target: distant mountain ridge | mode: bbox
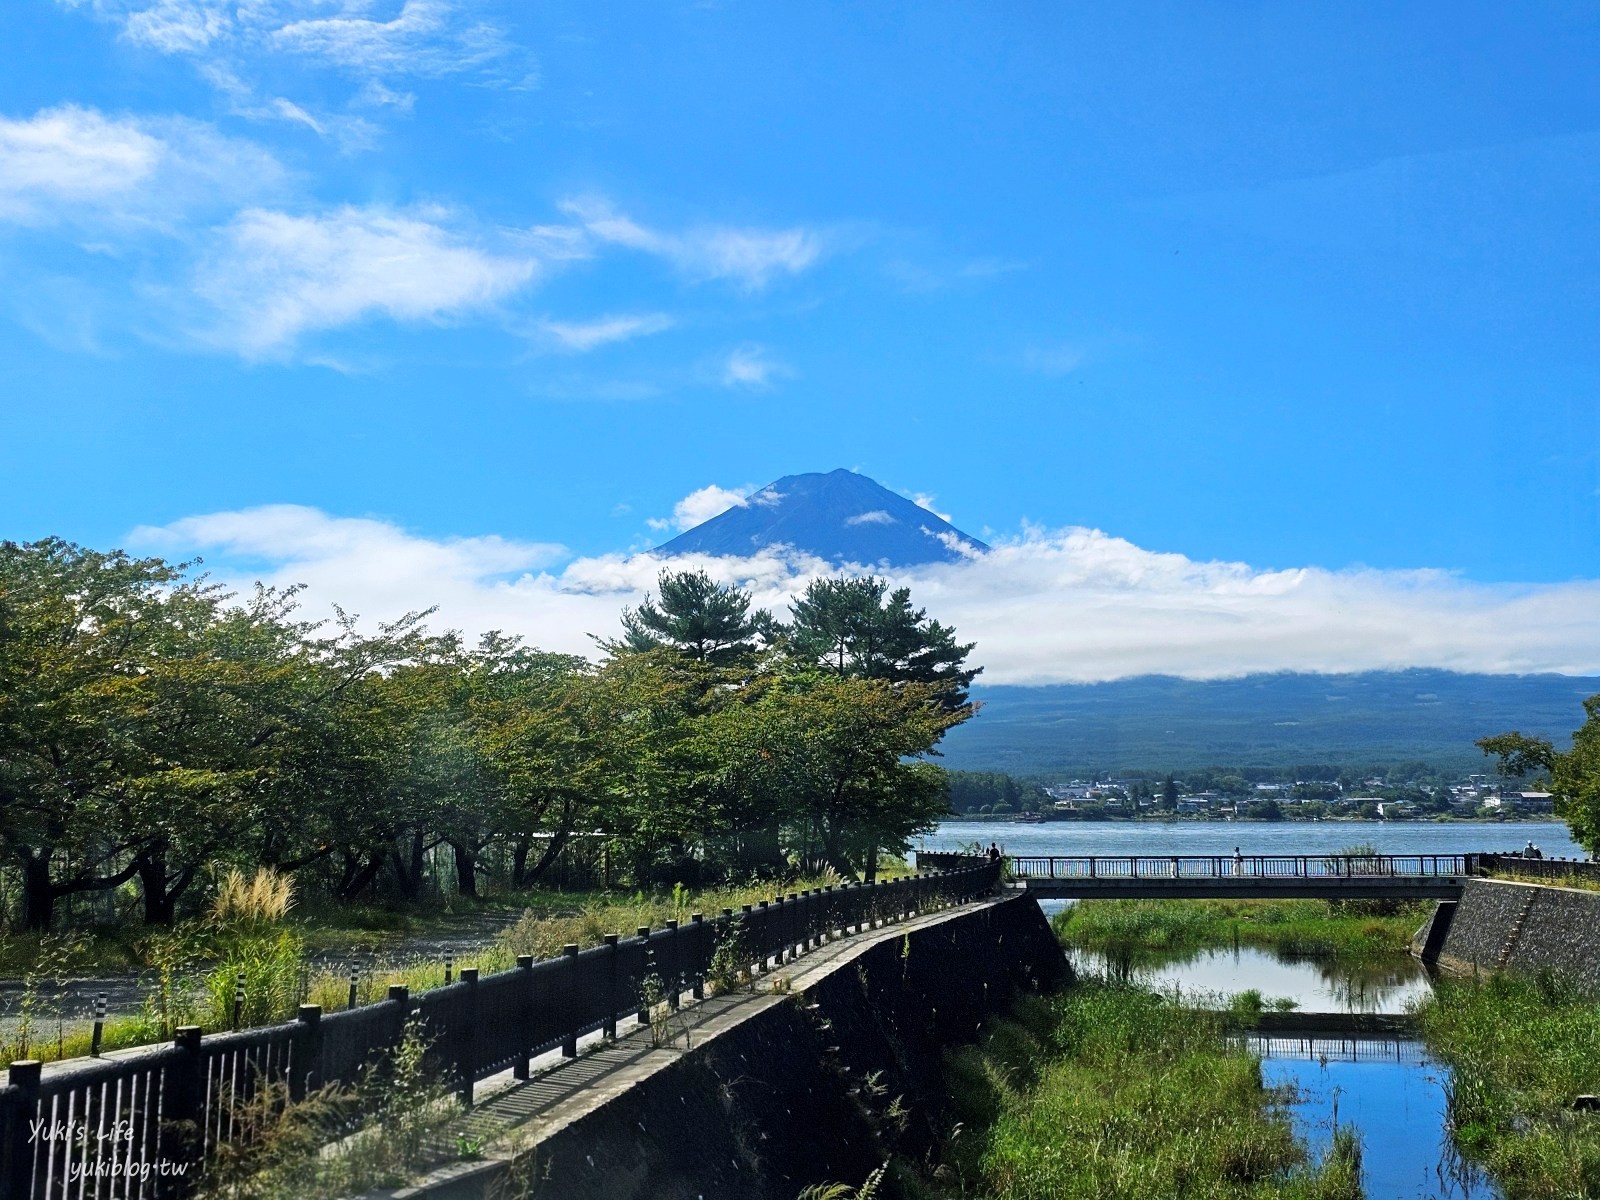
[937,669,1600,775]
[655,469,989,566]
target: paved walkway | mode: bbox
[381,893,1010,1198]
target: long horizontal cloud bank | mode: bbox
[131,506,1600,684]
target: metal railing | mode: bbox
[0,861,998,1198]
[1007,853,1474,881]
[1477,852,1600,884]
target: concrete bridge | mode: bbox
[1005,853,1471,900]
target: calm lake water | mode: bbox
[916,817,1583,860]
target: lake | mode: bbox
[916,817,1582,860]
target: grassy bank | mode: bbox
[929,983,1361,1200]
[1,876,834,1067]
[1053,897,1431,965]
[1416,973,1600,1198]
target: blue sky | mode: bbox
[3,3,1599,680]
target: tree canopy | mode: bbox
[0,547,980,928]
[1478,694,1600,852]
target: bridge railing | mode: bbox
[1007,853,1472,881]
[0,860,999,1199]
[1476,852,1600,884]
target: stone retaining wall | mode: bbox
[1420,877,1600,990]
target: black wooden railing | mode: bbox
[0,861,998,1198]
[1007,853,1474,880]
[1477,852,1600,883]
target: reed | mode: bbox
[938,981,1362,1200]
[1416,972,1600,1197]
[1055,897,1430,965]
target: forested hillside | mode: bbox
[939,670,1599,775]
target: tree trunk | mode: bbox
[511,837,531,889]
[864,843,880,883]
[22,853,55,931]
[520,829,572,887]
[391,828,427,902]
[336,849,384,901]
[450,839,478,899]
[135,846,196,925]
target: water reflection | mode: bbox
[1070,944,1433,1014]
[1262,1043,1499,1199]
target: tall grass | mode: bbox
[938,983,1362,1200]
[1055,897,1429,965]
[1416,972,1600,1198]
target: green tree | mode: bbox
[786,576,979,712]
[1478,695,1600,852]
[608,569,769,668]
[1160,774,1179,811]
[0,539,262,928]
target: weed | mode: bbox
[1416,972,1600,1196]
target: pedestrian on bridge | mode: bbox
[1233,846,1243,876]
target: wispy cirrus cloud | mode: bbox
[562,197,826,291]
[0,104,285,226]
[60,0,535,128]
[193,204,539,356]
[132,504,1600,685]
[720,343,789,388]
[535,312,674,353]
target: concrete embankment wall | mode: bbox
[1417,878,1600,990]
[410,893,1065,1200]
[529,895,1063,1200]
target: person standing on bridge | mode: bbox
[1233,846,1243,876]
[987,842,1001,864]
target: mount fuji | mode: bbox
[654,469,988,566]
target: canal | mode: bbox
[915,820,1564,1199]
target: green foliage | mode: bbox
[938,983,1362,1200]
[1417,973,1600,1198]
[196,1017,465,1198]
[786,575,980,712]
[1054,897,1430,965]
[1478,692,1600,852]
[609,568,771,667]
[0,535,979,930]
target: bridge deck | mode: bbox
[1009,853,1468,900]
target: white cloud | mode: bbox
[648,484,754,533]
[269,0,510,79]
[912,492,952,522]
[121,0,231,53]
[62,1,533,120]
[721,343,787,389]
[846,510,896,526]
[536,312,673,353]
[193,204,539,355]
[135,507,1600,686]
[0,105,281,225]
[562,197,825,290]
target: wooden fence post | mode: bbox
[292,1005,323,1101]
[691,915,705,1000]
[514,956,534,1080]
[663,921,680,1010]
[2,1059,41,1200]
[603,936,620,1038]
[458,969,480,1108]
[161,1026,205,1184]
[561,946,579,1056]
[636,927,652,1026]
